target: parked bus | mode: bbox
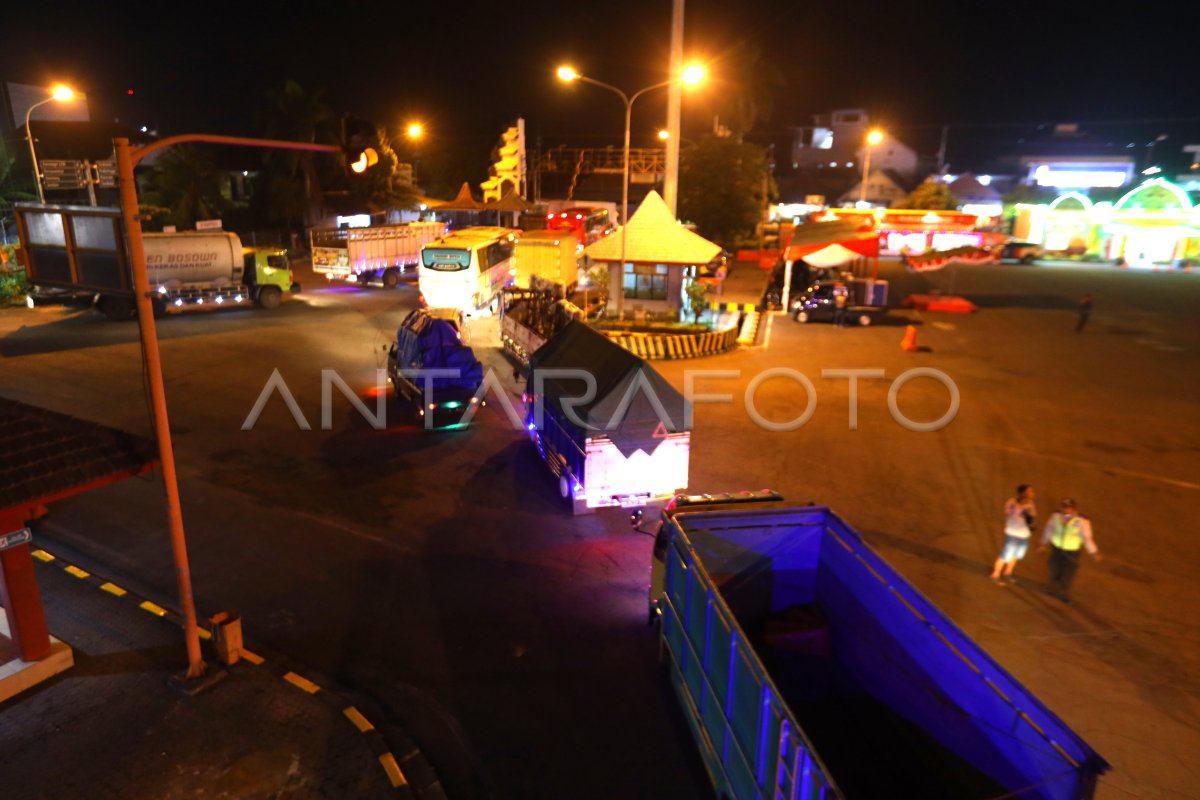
[546,207,611,250]
[419,227,519,314]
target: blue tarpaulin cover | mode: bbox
[395,310,483,390]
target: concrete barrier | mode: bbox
[605,324,740,360]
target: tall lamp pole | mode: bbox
[556,65,704,320]
[859,129,884,208]
[25,84,76,203]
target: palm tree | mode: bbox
[142,145,226,227]
[260,81,338,227]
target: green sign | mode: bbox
[0,528,32,552]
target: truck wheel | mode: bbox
[858,313,873,327]
[382,268,400,288]
[1020,254,1036,265]
[256,285,283,309]
[98,295,134,321]
[795,310,810,323]
[559,474,576,502]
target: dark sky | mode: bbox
[6,1,1199,172]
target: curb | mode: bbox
[30,545,442,799]
[606,325,739,359]
[736,310,761,346]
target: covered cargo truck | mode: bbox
[651,494,1109,800]
[525,321,689,513]
[387,309,484,429]
[95,232,295,320]
[512,229,578,295]
[311,220,446,287]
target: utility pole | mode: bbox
[662,0,685,216]
[937,125,949,174]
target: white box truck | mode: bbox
[310,220,446,287]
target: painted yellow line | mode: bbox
[64,565,90,579]
[139,600,167,617]
[283,671,320,694]
[99,582,127,597]
[378,753,408,788]
[343,706,375,733]
[240,649,265,665]
[32,549,55,562]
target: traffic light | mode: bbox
[343,115,379,175]
[481,118,525,202]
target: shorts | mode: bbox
[999,535,1030,562]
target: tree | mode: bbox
[679,135,775,248]
[899,177,961,210]
[347,124,419,213]
[705,40,785,141]
[142,145,226,227]
[685,280,711,324]
[259,81,338,226]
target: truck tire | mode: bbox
[382,268,400,288]
[256,285,283,309]
[98,295,134,321]
[795,310,810,323]
[858,313,873,327]
[559,474,571,500]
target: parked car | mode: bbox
[999,240,1042,264]
[789,280,887,326]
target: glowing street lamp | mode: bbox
[406,122,424,140]
[859,128,884,207]
[25,83,76,203]
[556,63,706,319]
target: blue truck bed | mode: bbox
[652,498,1108,800]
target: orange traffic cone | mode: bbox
[900,325,918,351]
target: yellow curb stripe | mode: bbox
[240,648,265,665]
[378,752,408,787]
[198,628,212,641]
[99,582,127,597]
[343,706,375,733]
[283,671,321,694]
[32,549,55,562]
[139,600,167,616]
[64,565,90,579]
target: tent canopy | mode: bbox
[784,219,878,261]
[431,182,484,211]
[484,189,534,212]
[529,321,689,456]
[801,242,873,268]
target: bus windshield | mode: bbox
[422,248,472,271]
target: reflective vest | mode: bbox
[1050,515,1085,551]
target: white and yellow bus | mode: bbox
[418,227,519,314]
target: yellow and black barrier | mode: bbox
[606,325,740,360]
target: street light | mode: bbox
[405,122,424,184]
[25,84,75,203]
[556,63,705,319]
[859,128,884,208]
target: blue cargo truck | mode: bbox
[650,493,1108,800]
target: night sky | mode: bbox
[6,1,1200,175]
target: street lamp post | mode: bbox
[556,65,704,320]
[859,129,884,207]
[405,122,424,185]
[25,84,75,203]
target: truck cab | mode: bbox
[242,246,298,307]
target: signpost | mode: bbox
[0,528,33,552]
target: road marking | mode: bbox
[987,443,1200,491]
[283,671,321,694]
[99,582,127,597]
[64,565,89,579]
[240,648,265,665]
[378,753,408,787]
[32,549,55,562]
[139,600,167,616]
[760,310,777,349]
[343,706,375,732]
[931,321,956,331]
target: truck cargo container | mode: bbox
[525,321,689,513]
[93,232,296,320]
[512,230,579,295]
[651,494,1108,800]
[311,220,446,287]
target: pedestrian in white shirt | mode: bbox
[991,485,1037,585]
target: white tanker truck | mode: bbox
[92,231,298,320]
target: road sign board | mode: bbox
[15,203,133,296]
[40,159,85,190]
[195,219,223,231]
[94,160,118,188]
[0,528,32,552]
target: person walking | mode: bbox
[1075,293,1093,332]
[1039,499,1102,602]
[833,282,849,327]
[990,484,1037,585]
